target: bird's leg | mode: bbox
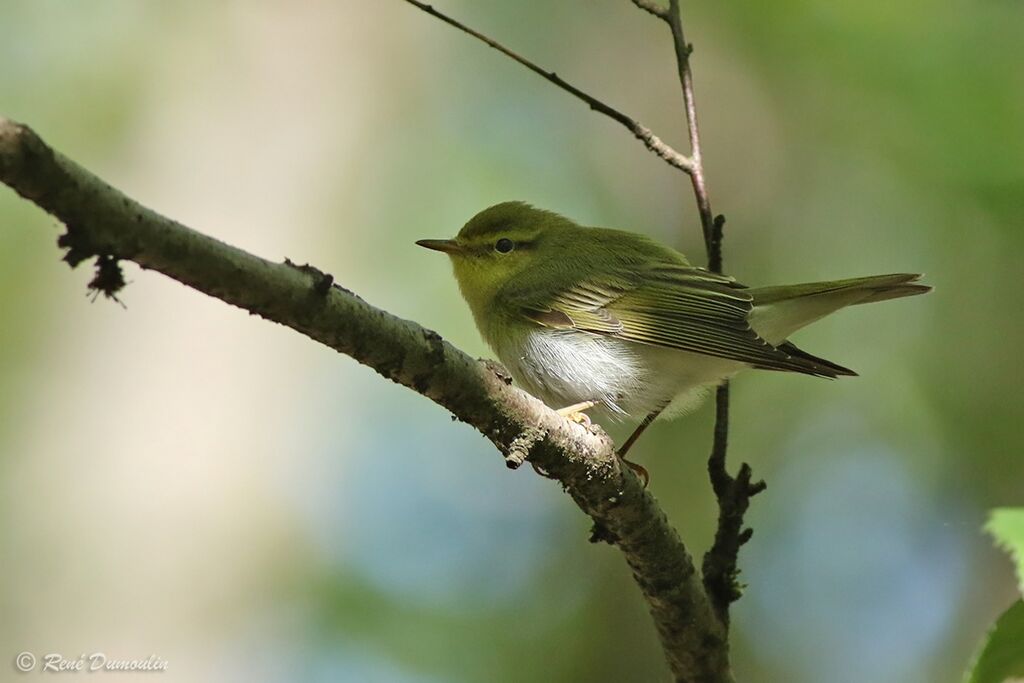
[617,404,668,488]
[556,400,598,426]
[618,409,659,458]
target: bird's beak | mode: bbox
[415,239,463,254]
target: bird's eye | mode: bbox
[494,238,515,254]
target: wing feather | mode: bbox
[516,262,847,377]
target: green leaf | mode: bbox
[964,599,1024,683]
[987,508,1024,594]
[963,509,1024,683]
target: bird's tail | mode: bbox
[748,273,931,345]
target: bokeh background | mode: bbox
[2,1,1022,681]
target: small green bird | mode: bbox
[418,202,929,470]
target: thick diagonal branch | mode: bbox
[0,118,732,683]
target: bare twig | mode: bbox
[401,0,694,175]
[0,117,733,683]
[635,0,763,628]
[663,0,717,250]
[700,383,765,627]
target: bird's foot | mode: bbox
[556,400,597,426]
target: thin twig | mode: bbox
[401,0,694,175]
[664,0,715,252]
[633,0,763,628]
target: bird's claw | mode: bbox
[556,400,597,427]
[567,411,591,426]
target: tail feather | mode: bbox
[752,273,930,305]
[748,273,931,346]
[857,282,932,304]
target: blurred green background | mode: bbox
[2,1,1022,681]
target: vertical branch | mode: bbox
[664,0,717,254]
[401,3,744,677]
[407,0,764,660]
[638,0,764,628]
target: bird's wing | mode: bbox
[514,263,848,377]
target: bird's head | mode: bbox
[416,201,575,313]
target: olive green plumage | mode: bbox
[418,202,929,420]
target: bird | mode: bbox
[417,201,930,479]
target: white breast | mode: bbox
[493,328,746,420]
